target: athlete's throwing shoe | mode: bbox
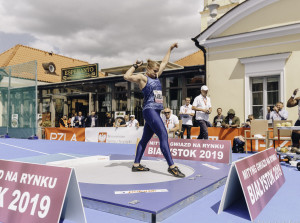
[168,166,185,178]
[132,164,150,172]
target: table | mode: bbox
[277,126,300,144]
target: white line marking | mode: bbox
[115,189,168,195]
[202,163,220,170]
[0,142,79,158]
[0,142,49,155]
[58,153,79,158]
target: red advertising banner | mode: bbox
[219,148,285,221]
[144,138,232,164]
[0,159,72,223]
[45,127,85,141]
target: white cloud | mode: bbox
[0,0,203,67]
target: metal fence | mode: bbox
[0,61,37,138]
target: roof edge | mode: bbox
[194,0,279,43]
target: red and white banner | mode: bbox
[0,159,85,223]
[218,148,285,221]
[144,138,232,164]
[85,127,144,144]
[44,127,291,150]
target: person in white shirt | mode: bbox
[179,97,195,139]
[127,115,139,128]
[71,112,77,128]
[266,102,288,121]
[162,108,179,138]
[192,85,212,139]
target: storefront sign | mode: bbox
[0,159,86,223]
[45,128,85,141]
[61,64,98,82]
[144,138,232,164]
[85,127,144,144]
[218,148,285,221]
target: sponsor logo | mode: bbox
[98,132,107,143]
[49,132,77,141]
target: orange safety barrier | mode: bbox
[45,127,85,142]
[184,127,291,152]
[187,127,239,141]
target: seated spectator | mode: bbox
[266,102,288,121]
[127,115,139,128]
[231,114,254,153]
[241,114,254,128]
[114,117,125,127]
[232,135,245,153]
[59,115,69,128]
[161,108,180,138]
[120,115,129,127]
[86,111,99,127]
[74,111,85,128]
[105,112,115,127]
[213,108,224,127]
[222,109,240,128]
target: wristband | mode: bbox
[133,64,138,69]
[292,95,296,98]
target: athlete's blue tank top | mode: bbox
[142,76,164,111]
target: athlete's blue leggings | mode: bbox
[134,109,174,166]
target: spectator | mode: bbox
[127,115,139,128]
[120,115,129,127]
[179,97,195,139]
[266,102,288,121]
[242,114,254,128]
[114,117,125,127]
[59,115,68,128]
[74,111,85,128]
[231,114,254,153]
[222,109,240,128]
[124,115,129,123]
[213,108,224,127]
[86,111,99,127]
[105,113,115,127]
[161,108,180,138]
[67,114,72,127]
[232,135,245,153]
[287,88,300,149]
[70,112,77,128]
[192,85,212,139]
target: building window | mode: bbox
[115,82,128,111]
[240,53,290,120]
[98,84,111,112]
[251,76,279,119]
[166,77,182,115]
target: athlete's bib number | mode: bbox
[153,90,163,104]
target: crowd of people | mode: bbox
[59,111,139,128]
[59,86,299,149]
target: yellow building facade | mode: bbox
[194,0,300,123]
